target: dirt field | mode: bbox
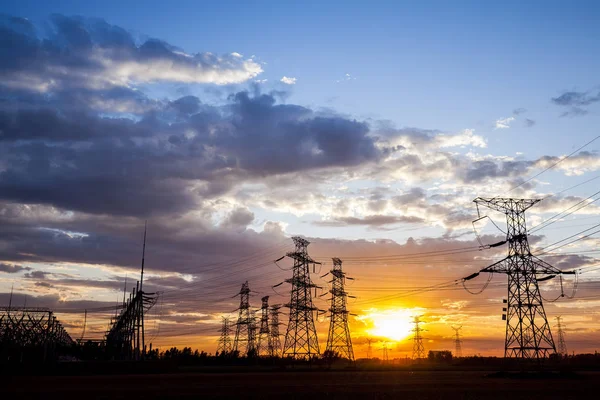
[5,370,598,399]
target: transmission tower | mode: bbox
[282,236,320,359]
[452,326,463,358]
[233,281,255,356]
[555,316,568,356]
[412,316,425,360]
[382,342,389,362]
[217,317,233,355]
[325,258,355,361]
[257,296,272,356]
[469,198,575,359]
[366,338,373,359]
[269,305,282,357]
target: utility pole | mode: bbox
[257,296,272,356]
[555,316,568,356]
[217,317,233,355]
[234,281,255,356]
[325,258,355,361]
[452,326,463,358]
[269,305,282,357]
[412,316,425,360]
[366,338,373,359]
[468,198,575,359]
[282,237,320,359]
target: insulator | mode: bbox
[537,274,556,282]
[463,272,480,281]
[274,256,285,262]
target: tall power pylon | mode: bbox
[470,198,575,359]
[555,316,568,356]
[412,316,425,360]
[217,317,233,355]
[366,338,373,359]
[234,281,255,356]
[282,236,321,359]
[269,305,282,357]
[382,342,389,362]
[257,296,272,356]
[452,326,463,358]
[325,258,355,361]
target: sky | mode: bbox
[1,0,600,358]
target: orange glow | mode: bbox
[359,308,416,342]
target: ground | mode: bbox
[4,370,597,399]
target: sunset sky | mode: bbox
[1,1,600,358]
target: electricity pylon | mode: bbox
[555,316,568,356]
[234,281,255,356]
[366,338,373,359]
[382,342,389,362]
[452,326,463,358]
[282,237,320,359]
[470,198,575,359]
[269,305,282,357]
[412,316,425,360]
[257,296,272,356]
[217,317,232,355]
[325,258,355,361]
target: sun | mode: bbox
[362,309,415,342]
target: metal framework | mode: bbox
[105,282,156,360]
[269,305,282,357]
[452,326,463,358]
[217,317,233,355]
[366,338,373,359]
[257,296,272,356]
[412,316,425,360]
[233,281,256,356]
[282,236,321,359]
[325,258,354,361]
[382,342,389,362]
[555,316,568,356]
[0,307,74,362]
[473,198,574,359]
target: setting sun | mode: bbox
[360,309,416,342]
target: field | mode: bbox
[5,370,598,399]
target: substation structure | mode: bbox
[0,306,74,363]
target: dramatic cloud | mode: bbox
[494,116,515,129]
[0,15,262,92]
[280,76,297,85]
[0,263,30,273]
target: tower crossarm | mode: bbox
[286,251,320,265]
[479,257,511,274]
[474,197,541,215]
[531,256,574,275]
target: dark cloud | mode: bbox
[24,270,50,279]
[524,118,536,127]
[513,108,527,115]
[0,262,30,273]
[0,14,261,91]
[552,90,600,117]
[461,159,532,183]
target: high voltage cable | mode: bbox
[505,134,600,195]
[530,189,600,233]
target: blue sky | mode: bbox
[1,1,600,355]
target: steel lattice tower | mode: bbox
[452,326,463,358]
[474,198,575,359]
[283,236,320,359]
[233,281,255,356]
[555,316,568,356]
[412,316,425,360]
[382,342,389,362]
[257,296,272,356]
[269,305,282,357]
[325,257,354,361]
[217,317,232,355]
[366,338,373,359]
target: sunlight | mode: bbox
[360,308,415,342]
